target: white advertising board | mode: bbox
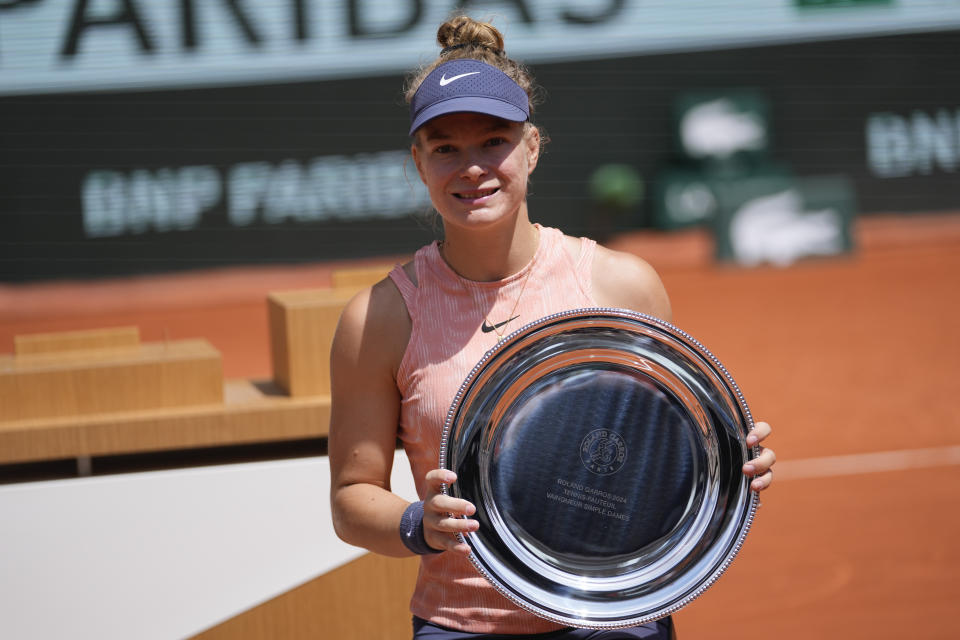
[2,0,960,95]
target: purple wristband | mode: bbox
[400,501,444,555]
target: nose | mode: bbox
[460,151,487,181]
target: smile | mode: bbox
[453,188,499,200]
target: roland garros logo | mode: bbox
[579,429,627,475]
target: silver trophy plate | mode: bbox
[441,308,759,629]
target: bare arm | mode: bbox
[328,279,411,556]
[329,276,479,556]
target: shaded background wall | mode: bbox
[2,0,959,281]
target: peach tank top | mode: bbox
[388,225,597,634]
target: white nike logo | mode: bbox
[439,71,480,86]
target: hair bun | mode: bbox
[436,15,505,53]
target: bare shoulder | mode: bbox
[333,266,412,381]
[590,244,672,322]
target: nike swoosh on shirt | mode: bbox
[481,315,520,333]
[439,71,481,86]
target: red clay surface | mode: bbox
[2,213,959,639]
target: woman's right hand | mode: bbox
[422,469,479,555]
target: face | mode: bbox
[411,112,540,232]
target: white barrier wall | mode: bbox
[0,452,418,640]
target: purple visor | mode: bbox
[409,59,530,135]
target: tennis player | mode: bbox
[329,15,776,639]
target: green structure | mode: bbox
[652,89,856,265]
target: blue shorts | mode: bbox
[412,616,675,639]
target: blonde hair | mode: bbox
[404,15,544,121]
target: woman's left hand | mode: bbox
[743,421,776,492]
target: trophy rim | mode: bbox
[440,307,760,629]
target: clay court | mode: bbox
[1,212,958,638]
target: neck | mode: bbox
[439,216,539,282]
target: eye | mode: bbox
[433,144,455,154]
[485,137,508,147]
